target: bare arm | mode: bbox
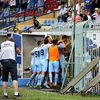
[36,23,41,29]
[61,49,71,54]
[95,0,98,4]
[16,48,21,55]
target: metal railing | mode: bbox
[0,0,61,29]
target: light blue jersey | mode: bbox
[59,43,66,68]
[33,47,40,65]
[30,56,35,72]
[33,47,41,72]
[39,44,51,72]
[40,44,51,60]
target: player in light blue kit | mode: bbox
[27,41,41,88]
[39,38,51,88]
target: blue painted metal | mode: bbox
[51,20,55,24]
[0,78,30,87]
[47,20,51,26]
[19,25,35,34]
[43,20,47,25]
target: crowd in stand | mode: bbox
[57,0,100,23]
[0,0,57,12]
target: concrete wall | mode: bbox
[22,34,44,78]
[0,35,7,45]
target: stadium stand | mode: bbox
[0,0,100,96]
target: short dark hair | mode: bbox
[7,34,11,37]
[44,36,50,43]
[62,35,67,40]
[52,39,58,45]
[37,41,41,46]
[44,38,48,44]
[33,16,36,19]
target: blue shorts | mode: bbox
[33,64,41,73]
[31,64,35,72]
[49,61,59,72]
[40,60,48,72]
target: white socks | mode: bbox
[14,92,18,96]
[4,93,8,96]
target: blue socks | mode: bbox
[54,73,58,85]
[28,74,35,85]
[40,74,45,85]
[49,73,52,82]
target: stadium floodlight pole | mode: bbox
[72,0,76,78]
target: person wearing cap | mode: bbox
[33,16,41,29]
[92,8,98,18]
[0,35,21,99]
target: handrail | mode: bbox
[19,25,35,34]
[0,0,69,29]
[0,0,60,29]
[4,25,15,31]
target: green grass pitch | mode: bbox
[0,86,100,100]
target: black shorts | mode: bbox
[10,6,16,10]
[1,60,17,82]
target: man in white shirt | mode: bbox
[0,35,21,99]
[76,0,81,15]
[9,0,16,14]
[57,4,67,22]
[95,8,100,21]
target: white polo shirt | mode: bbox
[1,40,15,60]
[9,0,16,6]
[59,7,67,15]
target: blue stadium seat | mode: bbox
[24,26,27,30]
[47,20,51,26]
[51,20,54,24]
[43,20,47,25]
[55,19,58,24]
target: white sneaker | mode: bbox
[43,82,50,89]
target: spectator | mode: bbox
[95,8,100,21]
[76,0,81,14]
[67,11,72,22]
[0,36,21,99]
[84,0,95,14]
[68,2,73,12]
[33,16,41,29]
[85,8,91,20]
[27,0,35,8]
[0,0,4,8]
[1,0,9,8]
[80,8,88,21]
[91,0,96,14]
[9,0,16,15]
[71,9,81,23]
[95,0,100,8]
[37,0,44,15]
[21,0,28,11]
[57,4,67,22]
[92,8,98,18]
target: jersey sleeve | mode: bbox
[57,45,62,50]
